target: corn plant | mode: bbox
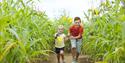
[82,0,125,63]
[0,0,55,63]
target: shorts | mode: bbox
[55,47,64,54]
[70,38,82,53]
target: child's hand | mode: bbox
[70,36,75,39]
[64,36,69,42]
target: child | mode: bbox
[68,17,83,63]
[54,25,67,63]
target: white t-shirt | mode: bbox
[55,33,66,48]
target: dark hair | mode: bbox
[74,17,81,22]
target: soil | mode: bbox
[32,53,94,63]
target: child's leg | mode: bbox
[60,50,64,61]
[70,39,77,60]
[57,53,60,63]
[76,39,82,61]
[55,48,61,63]
[60,47,65,63]
[71,47,77,60]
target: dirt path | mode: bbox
[48,53,93,63]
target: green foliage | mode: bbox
[0,0,55,63]
[82,0,125,63]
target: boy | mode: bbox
[54,25,67,63]
[68,17,84,63]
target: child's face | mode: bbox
[74,20,80,26]
[58,28,64,33]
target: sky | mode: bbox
[34,0,102,19]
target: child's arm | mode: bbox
[64,36,69,42]
[64,29,70,42]
[67,30,71,38]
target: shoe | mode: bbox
[57,61,60,63]
[61,60,66,63]
[61,61,66,63]
[75,60,78,63]
[71,59,76,63]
